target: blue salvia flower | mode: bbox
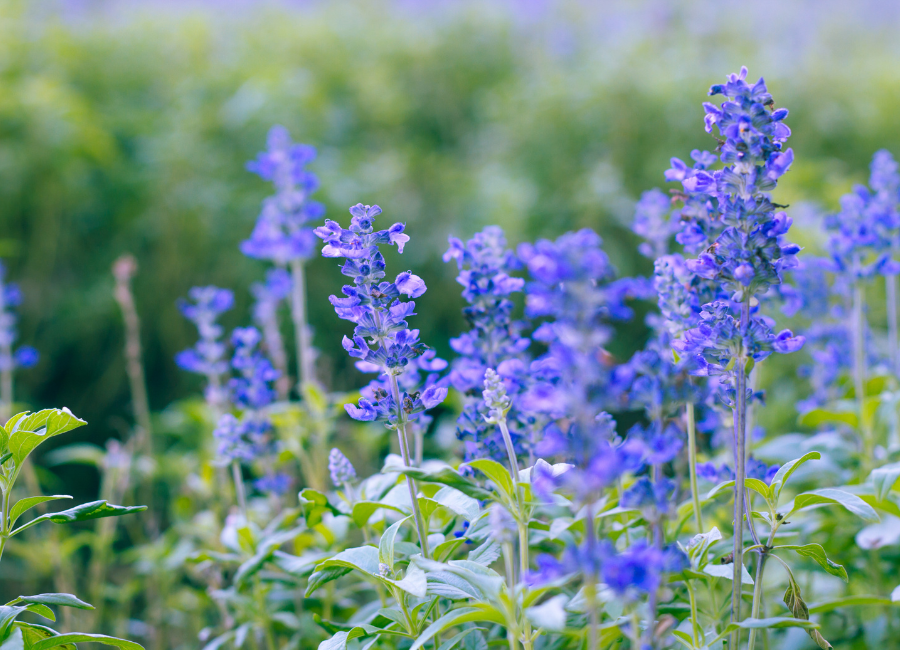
[242,126,326,263]
[444,227,534,463]
[518,230,647,500]
[253,472,292,496]
[0,262,39,376]
[315,203,447,425]
[229,327,279,410]
[175,286,234,408]
[328,448,357,486]
[632,188,678,259]
[212,413,269,464]
[667,68,805,403]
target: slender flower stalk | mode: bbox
[0,262,38,423]
[686,401,704,532]
[113,254,153,456]
[315,203,447,558]
[290,258,316,389]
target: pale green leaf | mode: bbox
[378,516,410,572]
[8,497,72,529]
[789,489,880,522]
[31,633,143,650]
[769,451,822,500]
[776,544,848,581]
[12,501,147,536]
[465,459,515,501]
[871,463,900,502]
[7,409,87,465]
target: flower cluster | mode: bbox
[632,188,678,259]
[242,126,325,263]
[444,227,535,462]
[328,448,357,487]
[315,204,447,426]
[0,262,39,374]
[229,327,279,410]
[175,286,234,407]
[250,268,292,379]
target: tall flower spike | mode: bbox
[328,448,357,487]
[251,268,292,397]
[667,67,804,640]
[444,227,534,463]
[317,202,445,558]
[242,126,325,264]
[175,286,234,409]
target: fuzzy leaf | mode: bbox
[432,487,480,522]
[6,594,93,610]
[465,459,515,501]
[525,595,569,631]
[378,516,410,572]
[306,546,380,596]
[871,463,900,502]
[777,544,848,581]
[8,497,72,529]
[410,606,505,650]
[392,465,492,501]
[703,562,753,584]
[798,408,857,430]
[387,562,427,598]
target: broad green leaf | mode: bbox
[745,478,773,501]
[432,487,480,521]
[12,501,147,536]
[707,481,734,500]
[7,409,87,465]
[769,451,821,499]
[808,595,896,614]
[466,540,501,566]
[670,630,694,650]
[21,604,54,622]
[351,501,409,528]
[776,544,848,581]
[798,408,857,430]
[436,628,486,650]
[6,594,92,610]
[410,606,505,650]
[710,617,820,646]
[789,489,880,523]
[871,462,900,502]
[392,465,492,501]
[8,497,72,529]
[432,537,467,562]
[857,494,900,519]
[379,516,410,572]
[31,634,143,650]
[306,546,380,596]
[465,459,515,501]
[525,595,568,631]
[318,627,369,650]
[686,526,721,568]
[0,627,24,650]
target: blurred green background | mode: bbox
[3,0,900,455]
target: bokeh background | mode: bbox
[3,0,900,470]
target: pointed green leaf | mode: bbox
[6,594,93,610]
[351,501,409,528]
[798,408,857,430]
[789,489,880,522]
[31,634,143,650]
[709,617,820,646]
[776,544,848,582]
[410,606,505,650]
[769,452,821,499]
[432,487,480,522]
[306,546,380,596]
[8,497,72,529]
[391,465,492,501]
[7,409,87,465]
[808,595,897,614]
[12,501,147,536]
[387,562,427,598]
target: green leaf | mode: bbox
[436,628,486,650]
[789,489,880,522]
[31,634,143,650]
[8,496,72,529]
[783,581,832,649]
[5,594,93,610]
[710,617,821,646]
[744,478,773,501]
[0,627,24,650]
[776,544,848,582]
[464,459,515,501]
[351,500,409,528]
[706,481,735,500]
[410,606,505,650]
[768,451,821,500]
[298,488,342,527]
[387,562,427,598]
[317,627,369,650]
[306,546,380,596]
[798,408,857,430]
[379,516,410,572]
[392,465,492,501]
[12,501,147,536]
[702,562,753,585]
[466,540,501,566]
[6,409,87,465]
[871,462,900,502]
[808,595,897,614]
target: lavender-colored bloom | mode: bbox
[328,447,357,486]
[242,126,325,263]
[213,413,270,464]
[229,326,280,410]
[175,285,234,406]
[316,204,447,426]
[0,262,39,374]
[254,472,292,496]
[632,188,677,259]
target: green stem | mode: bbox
[686,401,704,533]
[585,501,600,650]
[747,553,769,650]
[687,580,701,647]
[852,278,872,474]
[232,459,248,520]
[502,540,519,650]
[888,264,898,375]
[390,374,430,559]
[289,258,316,390]
[731,297,751,650]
